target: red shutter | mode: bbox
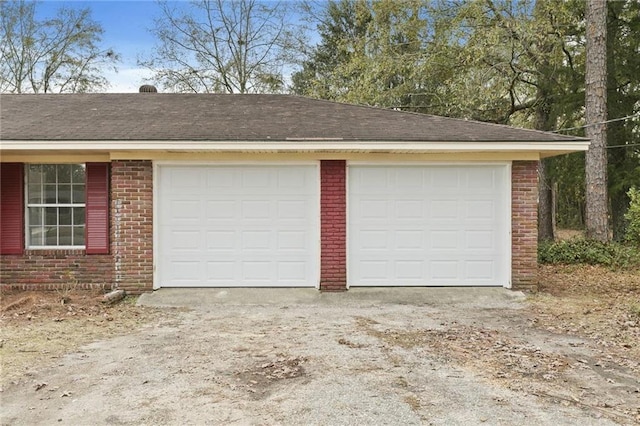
[0,163,24,254]
[85,163,110,254]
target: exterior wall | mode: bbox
[2,158,539,293]
[0,250,112,291]
[511,160,539,291]
[111,160,153,294]
[320,160,347,291]
[0,162,113,291]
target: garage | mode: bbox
[155,164,319,288]
[348,164,510,287]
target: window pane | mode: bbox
[59,226,72,245]
[58,165,71,183]
[72,185,85,203]
[59,207,72,225]
[73,226,85,246]
[29,226,43,246]
[28,184,42,204]
[27,164,86,247]
[29,207,43,226]
[73,207,86,226]
[44,184,57,203]
[45,208,58,226]
[43,165,57,184]
[58,184,71,203]
[45,226,58,245]
[71,164,85,184]
[28,165,43,185]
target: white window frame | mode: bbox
[25,164,87,250]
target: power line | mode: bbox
[606,143,640,149]
[552,113,640,133]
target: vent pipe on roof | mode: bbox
[139,85,158,93]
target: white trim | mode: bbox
[153,160,319,166]
[152,161,160,290]
[346,161,512,288]
[345,164,350,290]
[347,160,512,166]
[153,161,321,289]
[23,163,87,249]
[0,139,591,154]
[505,162,513,289]
[27,246,87,251]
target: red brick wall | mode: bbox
[320,160,347,291]
[511,160,539,291]
[0,250,112,291]
[111,161,153,294]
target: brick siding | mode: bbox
[320,160,347,291]
[0,250,112,291]
[111,161,153,294]
[511,160,539,291]
[0,160,154,293]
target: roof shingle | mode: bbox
[0,93,584,142]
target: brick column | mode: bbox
[511,161,539,291]
[111,160,153,294]
[320,160,347,291]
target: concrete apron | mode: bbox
[137,287,526,310]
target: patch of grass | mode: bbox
[538,238,640,269]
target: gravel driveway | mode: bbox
[1,288,637,425]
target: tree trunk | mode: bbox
[585,0,609,242]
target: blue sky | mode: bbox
[36,1,312,93]
[38,1,164,92]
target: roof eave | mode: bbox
[0,140,591,156]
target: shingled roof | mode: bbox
[1,93,584,143]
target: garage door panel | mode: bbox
[278,200,309,219]
[206,200,236,218]
[206,261,235,281]
[204,230,235,250]
[170,230,201,250]
[157,165,319,288]
[430,230,459,249]
[465,230,494,250]
[465,261,495,280]
[395,200,424,218]
[395,230,423,249]
[431,260,459,280]
[277,262,307,280]
[241,231,271,250]
[241,200,271,218]
[169,261,203,282]
[169,200,202,223]
[466,168,498,190]
[395,260,425,279]
[349,165,509,287]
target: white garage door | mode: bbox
[348,164,510,287]
[156,165,319,288]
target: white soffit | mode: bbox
[0,139,591,154]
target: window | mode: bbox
[26,164,86,248]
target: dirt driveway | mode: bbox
[2,281,639,426]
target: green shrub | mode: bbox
[625,187,640,246]
[538,237,640,268]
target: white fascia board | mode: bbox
[0,139,591,153]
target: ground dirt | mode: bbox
[1,265,639,425]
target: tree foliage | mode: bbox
[140,0,302,93]
[625,187,640,245]
[0,0,118,93]
[293,0,640,239]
